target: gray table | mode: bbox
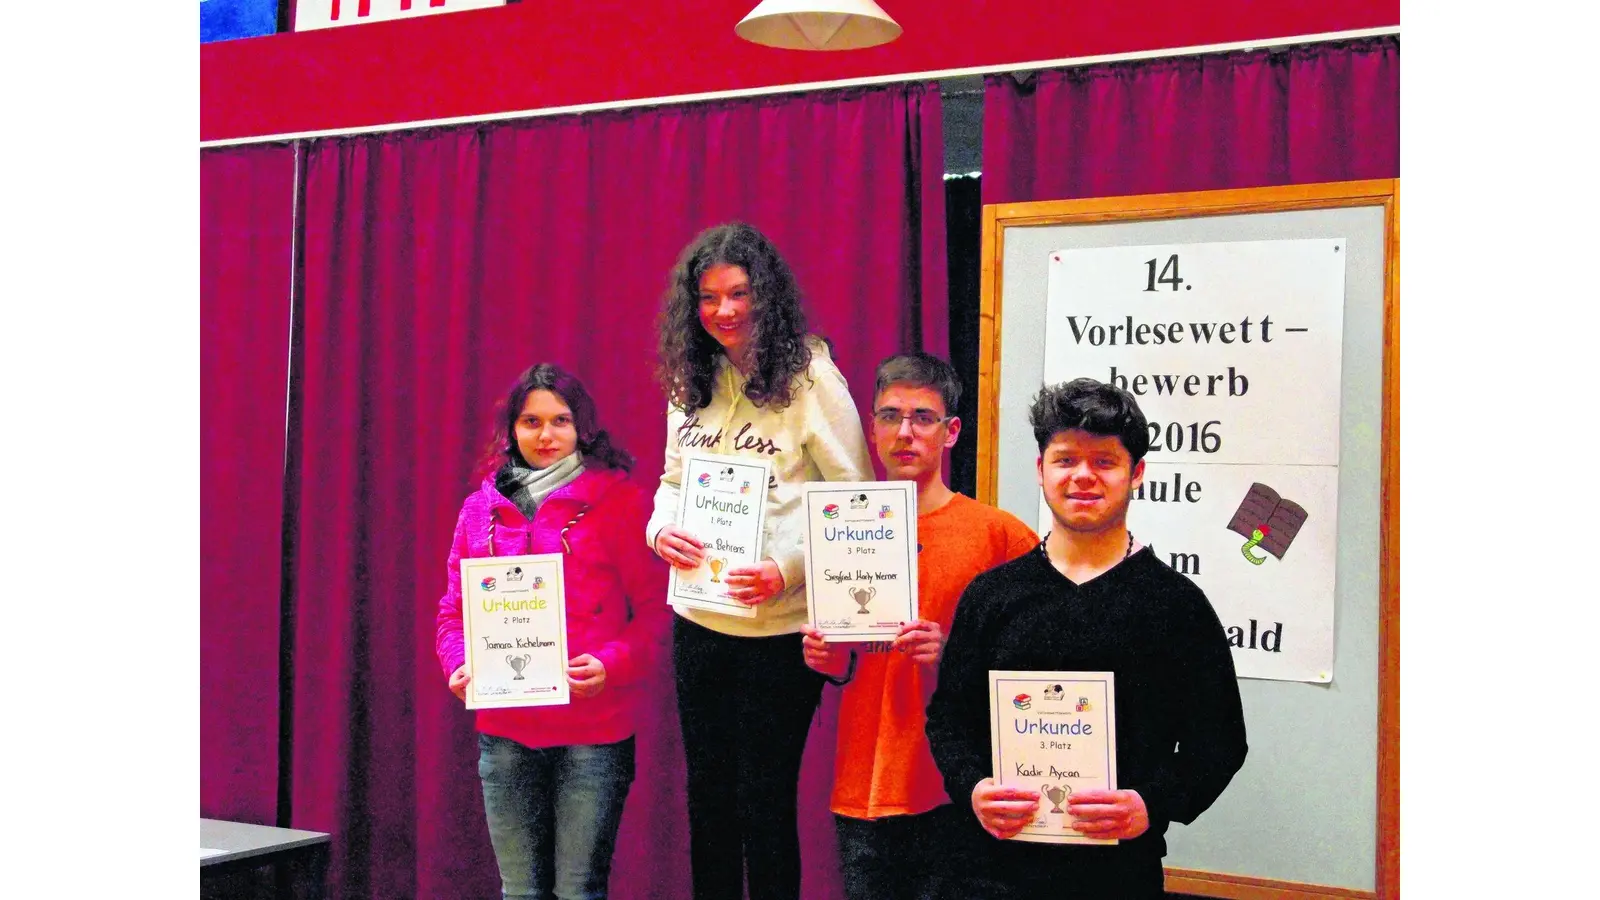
[201,818,330,900]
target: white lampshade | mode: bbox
[735,0,902,51]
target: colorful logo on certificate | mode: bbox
[532,576,545,589]
[481,576,497,592]
[697,472,712,487]
[1076,697,1093,712]
[879,505,893,519]
[740,480,751,494]
[822,504,840,519]
[1012,693,1032,710]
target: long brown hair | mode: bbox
[655,222,813,412]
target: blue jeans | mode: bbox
[477,733,635,900]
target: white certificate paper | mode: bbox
[802,481,917,640]
[461,553,570,709]
[989,670,1118,845]
[669,452,772,618]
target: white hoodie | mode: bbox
[646,341,874,637]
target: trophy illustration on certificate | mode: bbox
[669,452,772,617]
[989,670,1118,844]
[802,482,917,640]
[507,654,531,680]
[460,552,570,710]
[1043,784,1070,814]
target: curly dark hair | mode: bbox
[478,363,634,476]
[655,222,814,412]
[1027,377,1150,465]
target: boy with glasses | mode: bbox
[801,352,1038,900]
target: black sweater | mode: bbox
[926,544,1248,866]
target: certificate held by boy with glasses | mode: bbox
[801,480,918,641]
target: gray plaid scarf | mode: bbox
[494,450,585,520]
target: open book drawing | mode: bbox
[1225,483,1308,563]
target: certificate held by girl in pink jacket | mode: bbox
[460,549,570,708]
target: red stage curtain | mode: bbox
[982,37,1399,204]
[285,83,945,900]
[200,143,297,824]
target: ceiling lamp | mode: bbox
[735,0,902,51]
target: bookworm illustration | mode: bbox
[1226,483,1309,565]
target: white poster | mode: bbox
[1041,239,1346,683]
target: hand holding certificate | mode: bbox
[988,670,1118,844]
[461,553,570,709]
[802,482,918,640]
[668,452,773,618]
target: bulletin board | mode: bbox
[977,181,1398,899]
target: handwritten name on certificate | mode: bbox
[669,452,772,618]
[461,553,570,709]
[989,670,1118,845]
[802,482,917,640]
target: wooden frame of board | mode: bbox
[977,180,1398,900]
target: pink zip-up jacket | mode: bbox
[435,466,670,749]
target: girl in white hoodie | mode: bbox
[648,222,873,900]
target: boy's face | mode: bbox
[872,383,959,485]
[1036,429,1145,535]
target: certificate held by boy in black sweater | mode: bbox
[989,670,1118,845]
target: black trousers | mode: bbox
[944,821,1167,900]
[672,617,824,900]
[834,804,963,900]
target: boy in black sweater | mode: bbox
[925,377,1248,898]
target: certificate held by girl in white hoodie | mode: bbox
[669,452,773,618]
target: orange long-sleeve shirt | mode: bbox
[829,493,1038,819]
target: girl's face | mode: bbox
[514,390,578,468]
[697,263,754,365]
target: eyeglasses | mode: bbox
[873,408,951,434]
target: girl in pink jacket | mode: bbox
[435,363,669,900]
